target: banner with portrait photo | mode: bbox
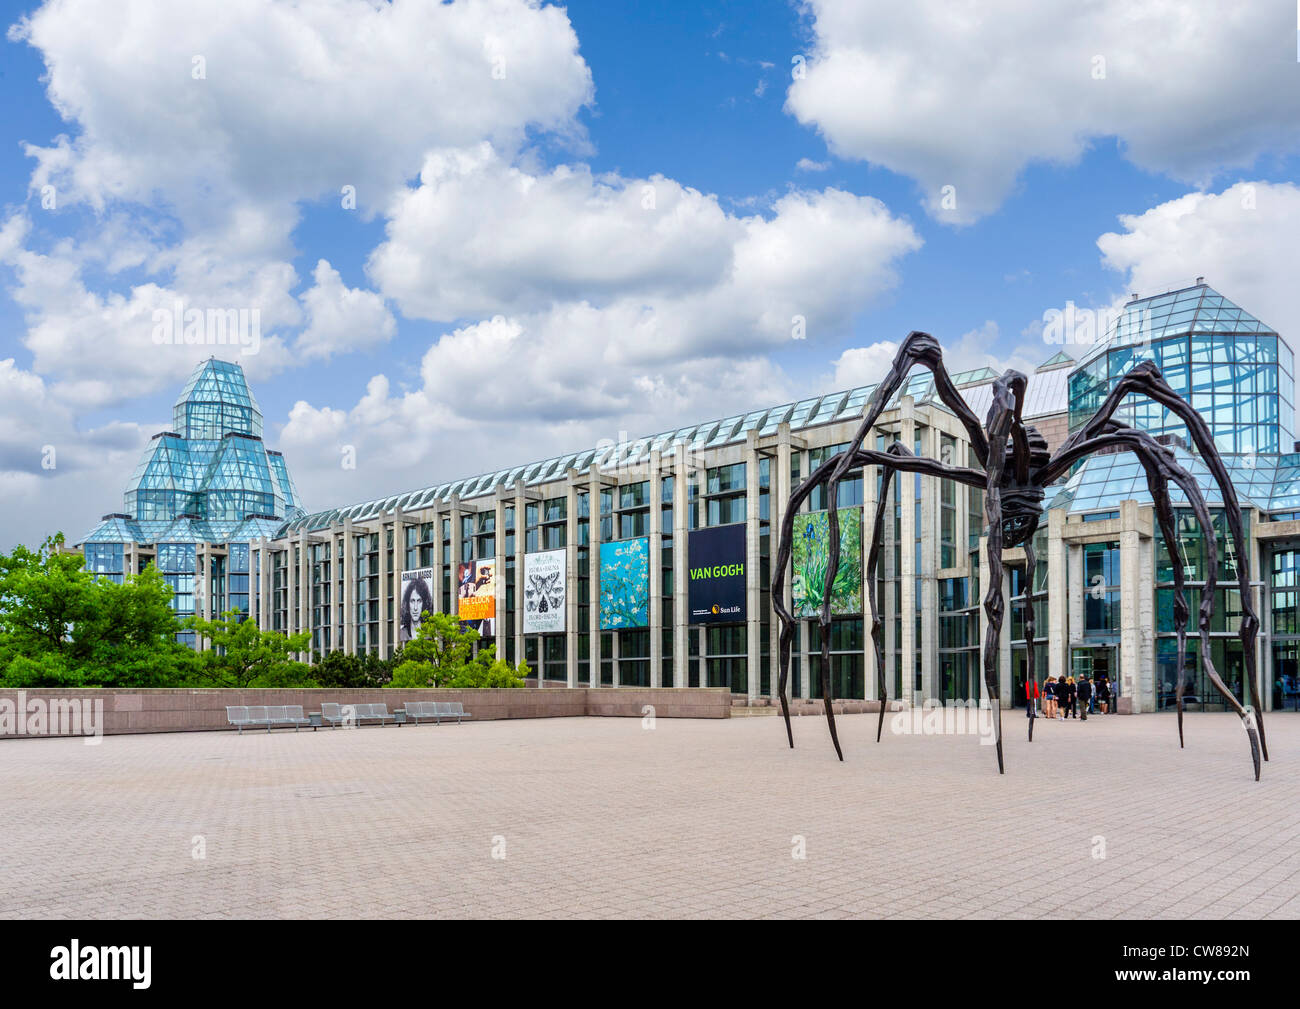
[791,508,862,617]
[457,560,496,635]
[599,537,649,630]
[399,568,435,645]
[523,549,566,634]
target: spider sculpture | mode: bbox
[771,331,1269,780]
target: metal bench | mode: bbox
[270,705,312,731]
[401,701,439,725]
[226,705,255,733]
[435,701,471,724]
[227,704,312,732]
[320,702,351,728]
[354,703,396,727]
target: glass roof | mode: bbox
[77,359,304,548]
[1046,446,1292,513]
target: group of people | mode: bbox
[1024,673,1113,721]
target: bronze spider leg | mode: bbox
[1040,425,1263,779]
[867,452,898,744]
[980,377,1019,774]
[814,331,992,758]
[772,445,986,757]
[1053,362,1265,761]
[817,334,993,753]
[1023,537,1037,743]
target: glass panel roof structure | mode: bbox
[1068,283,1295,454]
[77,359,304,547]
[278,351,1083,534]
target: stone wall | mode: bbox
[0,687,730,739]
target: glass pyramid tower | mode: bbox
[1059,281,1299,516]
[79,359,304,549]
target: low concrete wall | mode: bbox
[0,687,730,739]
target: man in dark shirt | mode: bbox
[1077,676,1093,721]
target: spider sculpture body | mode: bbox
[771,332,1268,780]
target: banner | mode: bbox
[399,567,435,644]
[599,537,649,629]
[523,548,566,633]
[791,508,862,617]
[456,560,496,631]
[688,524,746,624]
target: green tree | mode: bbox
[0,534,95,659]
[183,610,313,687]
[313,648,394,688]
[388,612,529,688]
[0,535,194,686]
[82,565,196,686]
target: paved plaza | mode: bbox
[2,710,1298,919]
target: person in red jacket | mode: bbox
[1025,677,1039,716]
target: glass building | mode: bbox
[77,358,304,643]
[71,284,1300,713]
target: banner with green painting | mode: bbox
[791,508,862,617]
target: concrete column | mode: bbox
[899,401,917,704]
[745,431,761,704]
[1138,521,1155,707]
[917,423,937,701]
[565,471,579,686]
[862,441,879,702]
[1068,540,1084,657]
[377,519,389,657]
[297,532,310,660]
[494,494,507,650]
[648,449,663,688]
[449,495,462,624]
[342,517,355,654]
[1047,509,1067,683]
[1119,499,1143,712]
[392,511,406,644]
[514,481,526,678]
[673,448,690,687]
[588,469,603,688]
[258,537,272,632]
[771,427,792,702]
[977,535,991,704]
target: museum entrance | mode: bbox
[1071,644,1118,712]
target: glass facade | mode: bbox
[76,359,305,643]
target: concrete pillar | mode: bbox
[258,537,272,632]
[672,448,689,687]
[449,495,462,624]
[1138,520,1155,707]
[588,469,603,688]
[772,424,793,702]
[494,494,507,650]
[342,517,355,654]
[917,422,937,701]
[1119,499,1143,712]
[377,518,389,657]
[297,531,310,660]
[565,470,579,686]
[648,450,663,688]
[862,441,879,702]
[1047,509,1067,683]
[392,510,406,644]
[745,431,761,703]
[514,481,526,678]
[899,401,916,704]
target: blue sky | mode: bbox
[1,0,1298,549]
